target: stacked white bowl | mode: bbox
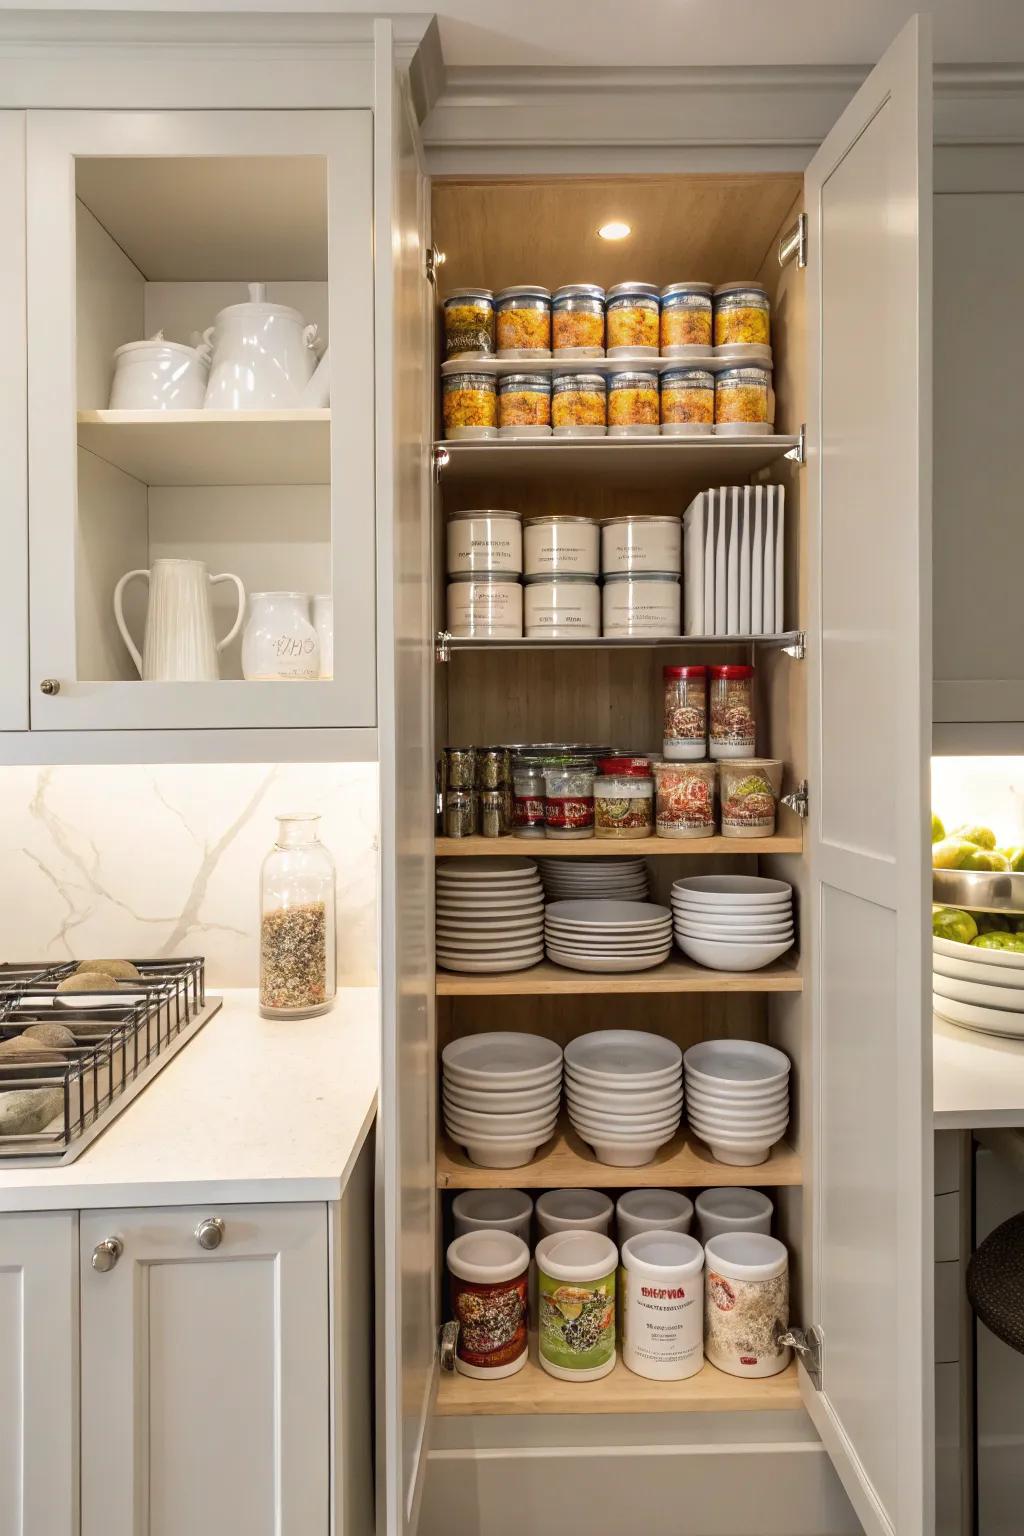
[565,1029,683,1166]
[442,1031,563,1168]
[540,857,649,903]
[545,899,672,973]
[672,875,795,972]
[683,1039,791,1166]
[933,934,1024,1038]
[436,857,544,973]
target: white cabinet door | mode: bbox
[374,22,437,1536]
[80,1203,329,1536]
[803,17,933,1536]
[0,1210,78,1536]
[0,111,28,731]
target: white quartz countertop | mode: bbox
[0,988,378,1212]
[934,1013,1024,1129]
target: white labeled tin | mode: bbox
[523,515,599,577]
[446,510,523,576]
[600,516,682,574]
[602,571,681,637]
[447,573,523,638]
[524,573,600,639]
[621,1231,704,1381]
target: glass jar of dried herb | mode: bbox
[259,812,337,1018]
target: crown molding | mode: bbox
[0,9,435,50]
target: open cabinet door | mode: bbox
[374,20,437,1536]
[803,16,933,1536]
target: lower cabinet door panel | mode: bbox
[80,1202,329,1536]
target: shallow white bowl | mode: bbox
[686,1085,787,1115]
[932,972,1024,1013]
[933,935,1024,971]
[566,1082,683,1114]
[546,948,671,973]
[442,1081,561,1114]
[572,1126,678,1167]
[570,1108,682,1137]
[932,992,1024,1039]
[545,899,672,927]
[457,1132,557,1169]
[445,1103,559,1137]
[672,910,793,931]
[672,875,792,905]
[566,1030,682,1081]
[674,923,794,943]
[688,1108,789,1137]
[443,1032,562,1087]
[684,1038,790,1089]
[676,935,793,972]
[932,950,1024,988]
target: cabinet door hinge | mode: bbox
[426,246,446,285]
[778,212,807,271]
[435,630,452,664]
[780,1324,822,1389]
[439,1319,459,1371]
[432,444,449,483]
[781,779,809,819]
[784,423,806,466]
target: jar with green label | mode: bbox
[536,1230,618,1381]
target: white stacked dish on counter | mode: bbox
[436,857,544,973]
[539,856,649,903]
[672,875,795,971]
[932,935,1024,1039]
[442,1031,563,1167]
[683,1039,791,1166]
[545,899,672,973]
[565,1030,683,1166]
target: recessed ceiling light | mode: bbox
[598,221,631,241]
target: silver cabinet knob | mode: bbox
[39,679,60,696]
[92,1237,122,1273]
[195,1217,224,1251]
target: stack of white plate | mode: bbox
[672,875,795,972]
[933,935,1024,1039]
[564,1030,683,1167]
[683,1039,791,1166]
[442,1031,563,1168]
[545,899,673,973]
[436,857,544,973]
[539,857,649,903]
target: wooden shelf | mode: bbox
[435,435,799,490]
[77,410,330,487]
[436,833,802,857]
[436,953,801,997]
[436,1342,800,1416]
[437,1119,801,1190]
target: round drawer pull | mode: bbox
[39,679,60,696]
[195,1217,225,1251]
[92,1237,123,1273]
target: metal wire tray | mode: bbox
[0,957,221,1167]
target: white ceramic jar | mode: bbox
[523,516,599,577]
[621,1231,705,1381]
[447,1230,530,1379]
[446,510,523,576]
[447,573,523,638]
[694,1188,773,1245]
[311,594,334,680]
[108,334,210,410]
[204,283,319,410]
[616,1189,694,1245]
[535,1189,614,1238]
[241,592,320,680]
[452,1189,533,1245]
[703,1232,791,1379]
[536,1231,618,1381]
[602,572,681,637]
[600,515,682,574]
[524,574,600,639]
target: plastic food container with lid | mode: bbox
[447,1229,530,1379]
[661,369,715,435]
[552,284,606,356]
[713,282,771,351]
[446,509,523,576]
[536,1230,618,1380]
[524,573,600,639]
[715,365,773,435]
[543,764,595,840]
[512,759,546,839]
[601,515,682,575]
[447,572,523,639]
[443,288,496,361]
[703,1232,791,1379]
[709,663,756,758]
[607,371,659,435]
[663,664,707,760]
[524,515,599,577]
[719,758,783,838]
[653,760,717,839]
[497,373,552,436]
[603,572,681,636]
[621,1230,705,1381]
[594,756,654,840]
[606,282,660,355]
[443,372,498,439]
[659,282,713,356]
[551,372,607,436]
[616,1189,695,1244]
[495,285,552,358]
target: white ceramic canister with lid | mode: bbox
[536,1188,614,1238]
[523,515,600,577]
[446,510,523,576]
[536,1230,618,1381]
[694,1187,773,1244]
[447,1230,530,1379]
[524,574,600,639]
[452,1189,533,1245]
[203,283,319,410]
[447,573,523,638]
[602,572,681,638]
[616,1189,694,1245]
[703,1232,791,1379]
[600,515,682,574]
[621,1230,705,1381]
[241,592,320,680]
[109,333,211,410]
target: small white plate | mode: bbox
[437,952,543,974]
[545,900,672,927]
[437,857,539,879]
[546,947,671,973]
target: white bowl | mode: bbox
[572,1127,678,1167]
[932,992,1024,1039]
[570,1110,682,1138]
[688,1107,789,1136]
[443,1081,561,1114]
[684,1038,790,1089]
[686,1084,787,1115]
[676,935,793,972]
[672,875,792,905]
[566,1030,682,1082]
[674,922,794,943]
[445,1104,559,1137]
[932,972,1024,1013]
[442,1032,562,1088]
[672,911,793,932]
[673,892,792,910]
[457,1133,556,1169]
[933,935,1024,971]
[546,948,671,973]
[566,1081,683,1114]
[932,950,1024,988]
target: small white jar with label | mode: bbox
[601,515,682,574]
[621,1230,704,1381]
[602,572,681,637]
[447,573,523,638]
[446,509,523,576]
[523,516,600,577]
[524,573,600,639]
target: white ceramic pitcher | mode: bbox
[113,559,245,681]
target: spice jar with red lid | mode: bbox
[663,664,707,761]
[709,664,756,760]
[593,756,654,840]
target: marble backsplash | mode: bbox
[0,763,379,988]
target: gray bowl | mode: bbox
[933,869,1024,916]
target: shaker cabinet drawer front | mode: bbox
[80,1203,329,1536]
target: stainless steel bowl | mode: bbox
[933,869,1024,915]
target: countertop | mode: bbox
[0,987,378,1212]
[934,1013,1024,1129]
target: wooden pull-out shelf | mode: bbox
[435,833,802,857]
[436,954,801,997]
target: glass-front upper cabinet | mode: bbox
[26,110,375,731]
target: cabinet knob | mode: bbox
[195,1216,224,1251]
[92,1237,122,1273]
[39,679,60,696]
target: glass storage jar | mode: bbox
[606,282,660,355]
[659,281,713,355]
[524,573,601,639]
[446,509,523,576]
[444,788,477,839]
[552,284,605,356]
[653,761,717,840]
[259,812,336,1018]
[523,516,600,577]
[660,369,715,435]
[607,371,659,435]
[447,573,523,638]
[443,288,495,360]
[600,515,682,574]
[543,765,595,839]
[713,282,771,350]
[443,372,498,439]
[714,365,773,435]
[719,758,783,838]
[709,664,756,759]
[663,664,707,760]
[551,373,607,436]
[498,373,552,435]
[594,756,654,839]
[512,758,546,839]
[602,572,681,637]
[495,286,552,357]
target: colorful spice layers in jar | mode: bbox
[443,288,495,361]
[653,760,717,839]
[446,510,523,576]
[543,765,595,839]
[498,373,552,435]
[524,573,601,639]
[663,664,707,761]
[715,365,773,435]
[443,371,497,439]
[606,282,660,355]
[713,282,771,350]
[495,285,552,358]
[607,371,659,436]
[709,664,756,759]
[594,756,654,839]
[660,368,715,436]
[448,1231,530,1380]
[552,284,606,357]
[718,758,782,838]
[512,757,546,839]
[551,373,607,437]
[447,573,523,639]
[602,572,681,637]
[524,515,600,577]
[601,515,682,574]
[660,282,713,355]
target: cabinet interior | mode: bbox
[430,172,811,1412]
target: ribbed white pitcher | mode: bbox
[113,559,245,682]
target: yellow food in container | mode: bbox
[552,284,606,356]
[660,282,713,353]
[714,365,773,436]
[551,372,607,436]
[498,373,552,435]
[495,285,552,357]
[606,282,660,354]
[443,288,495,360]
[660,368,715,435]
[443,372,498,439]
[713,282,771,348]
[607,371,659,435]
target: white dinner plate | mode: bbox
[437,857,539,879]
[545,900,672,927]
[546,947,671,973]
[437,952,544,973]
